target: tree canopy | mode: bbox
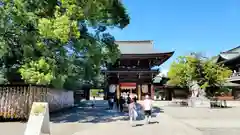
[0,0,130,89]
[168,54,232,90]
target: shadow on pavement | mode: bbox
[152,106,164,114]
[50,106,129,123]
[149,121,159,124]
[50,100,164,124]
[132,123,144,127]
[132,121,159,127]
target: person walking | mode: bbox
[128,98,137,126]
[115,96,119,111]
[127,94,131,104]
[110,96,114,110]
[143,95,152,124]
[91,96,96,108]
[119,96,125,112]
[133,95,137,103]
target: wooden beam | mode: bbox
[118,79,152,82]
[120,52,174,59]
[103,70,159,73]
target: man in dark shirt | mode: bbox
[127,94,131,104]
[119,96,125,112]
[133,96,137,103]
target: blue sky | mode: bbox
[109,0,240,72]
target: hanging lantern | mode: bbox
[142,85,148,93]
[109,84,116,93]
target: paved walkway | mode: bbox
[7,100,240,135]
[161,106,240,135]
[49,102,205,135]
[72,113,203,135]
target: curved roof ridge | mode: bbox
[223,45,240,53]
[221,52,239,54]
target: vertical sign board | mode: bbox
[24,102,50,135]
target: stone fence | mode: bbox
[0,84,74,119]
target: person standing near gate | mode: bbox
[91,96,96,108]
[119,96,125,112]
[143,95,152,124]
[109,96,114,110]
[128,98,137,126]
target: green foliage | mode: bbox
[202,60,232,88]
[168,56,200,87]
[0,69,8,84]
[218,87,232,95]
[19,57,54,85]
[168,54,232,89]
[90,89,104,97]
[0,0,129,89]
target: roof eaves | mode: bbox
[223,45,240,53]
[221,54,240,64]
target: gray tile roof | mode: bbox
[219,52,239,60]
[215,46,240,63]
[115,40,159,54]
[224,45,240,53]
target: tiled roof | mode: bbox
[219,52,239,60]
[115,40,158,54]
[223,45,240,53]
[216,45,240,63]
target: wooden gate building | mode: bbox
[103,40,174,100]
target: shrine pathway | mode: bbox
[3,101,240,135]
[72,112,203,135]
[161,106,240,135]
[0,100,202,135]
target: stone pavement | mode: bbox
[0,105,124,135]
[3,100,240,135]
[0,103,203,135]
[72,112,203,135]
[161,106,240,135]
[0,122,98,135]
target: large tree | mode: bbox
[168,53,232,97]
[0,0,129,89]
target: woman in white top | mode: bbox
[143,95,152,124]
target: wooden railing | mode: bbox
[0,85,74,120]
[0,85,47,119]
